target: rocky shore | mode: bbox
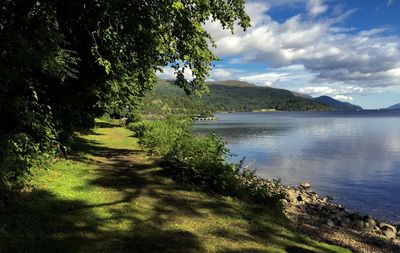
[281,182,400,252]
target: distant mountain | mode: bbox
[314,96,363,110]
[385,103,400,110]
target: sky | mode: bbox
[158,0,400,109]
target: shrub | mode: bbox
[0,115,57,191]
[126,122,146,138]
[139,116,191,156]
[133,117,285,207]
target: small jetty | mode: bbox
[193,116,217,121]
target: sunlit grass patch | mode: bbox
[0,121,350,253]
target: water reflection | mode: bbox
[194,111,400,222]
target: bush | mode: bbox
[139,116,191,156]
[126,122,146,138]
[133,117,285,207]
[0,101,58,191]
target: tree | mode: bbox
[0,0,250,189]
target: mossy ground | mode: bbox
[0,121,351,253]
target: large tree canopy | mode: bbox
[0,0,250,189]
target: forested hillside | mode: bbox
[142,80,331,114]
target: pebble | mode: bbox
[300,182,311,189]
[326,218,335,227]
[354,219,365,230]
[383,229,397,239]
[364,217,376,230]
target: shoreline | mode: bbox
[277,181,400,252]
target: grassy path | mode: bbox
[1,121,350,253]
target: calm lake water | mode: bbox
[194,111,400,222]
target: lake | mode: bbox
[194,111,400,222]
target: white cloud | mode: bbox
[208,68,233,81]
[297,85,364,100]
[307,0,328,17]
[238,64,315,87]
[334,95,353,101]
[156,66,194,81]
[239,72,288,86]
[204,1,400,90]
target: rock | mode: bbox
[297,205,307,213]
[285,190,297,203]
[339,217,351,227]
[310,195,317,202]
[349,213,363,221]
[297,195,304,202]
[339,218,351,228]
[300,182,311,189]
[329,214,338,220]
[364,217,376,230]
[383,229,396,239]
[324,205,338,214]
[354,219,365,230]
[326,218,335,227]
[380,223,397,233]
[379,223,397,239]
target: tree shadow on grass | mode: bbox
[68,136,142,164]
[0,188,204,253]
[2,122,353,253]
[94,121,120,129]
[0,190,102,253]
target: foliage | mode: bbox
[139,117,192,156]
[126,122,146,138]
[135,118,285,207]
[0,0,250,188]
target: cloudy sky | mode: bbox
[160,0,400,109]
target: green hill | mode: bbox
[141,80,331,115]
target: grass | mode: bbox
[0,120,351,253]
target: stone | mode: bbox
[326,218,335,227]
[311,195,317,202]
[364,217,376,230]
[324,205,338,214]
[354,219,365,230]
[329,214,338,220]
[300,182,311,189]
[336,210,347,218]
[349,213,363,221]
[380,223,397,233]
[383,229,396,239]
[298,205,307,212]
[379,223,397,239]
[339,218,351,228]
[285,190,297,203]
[297,195,304,202]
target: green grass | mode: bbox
[0,120,351,253]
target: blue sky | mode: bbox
[158,0,400,109]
